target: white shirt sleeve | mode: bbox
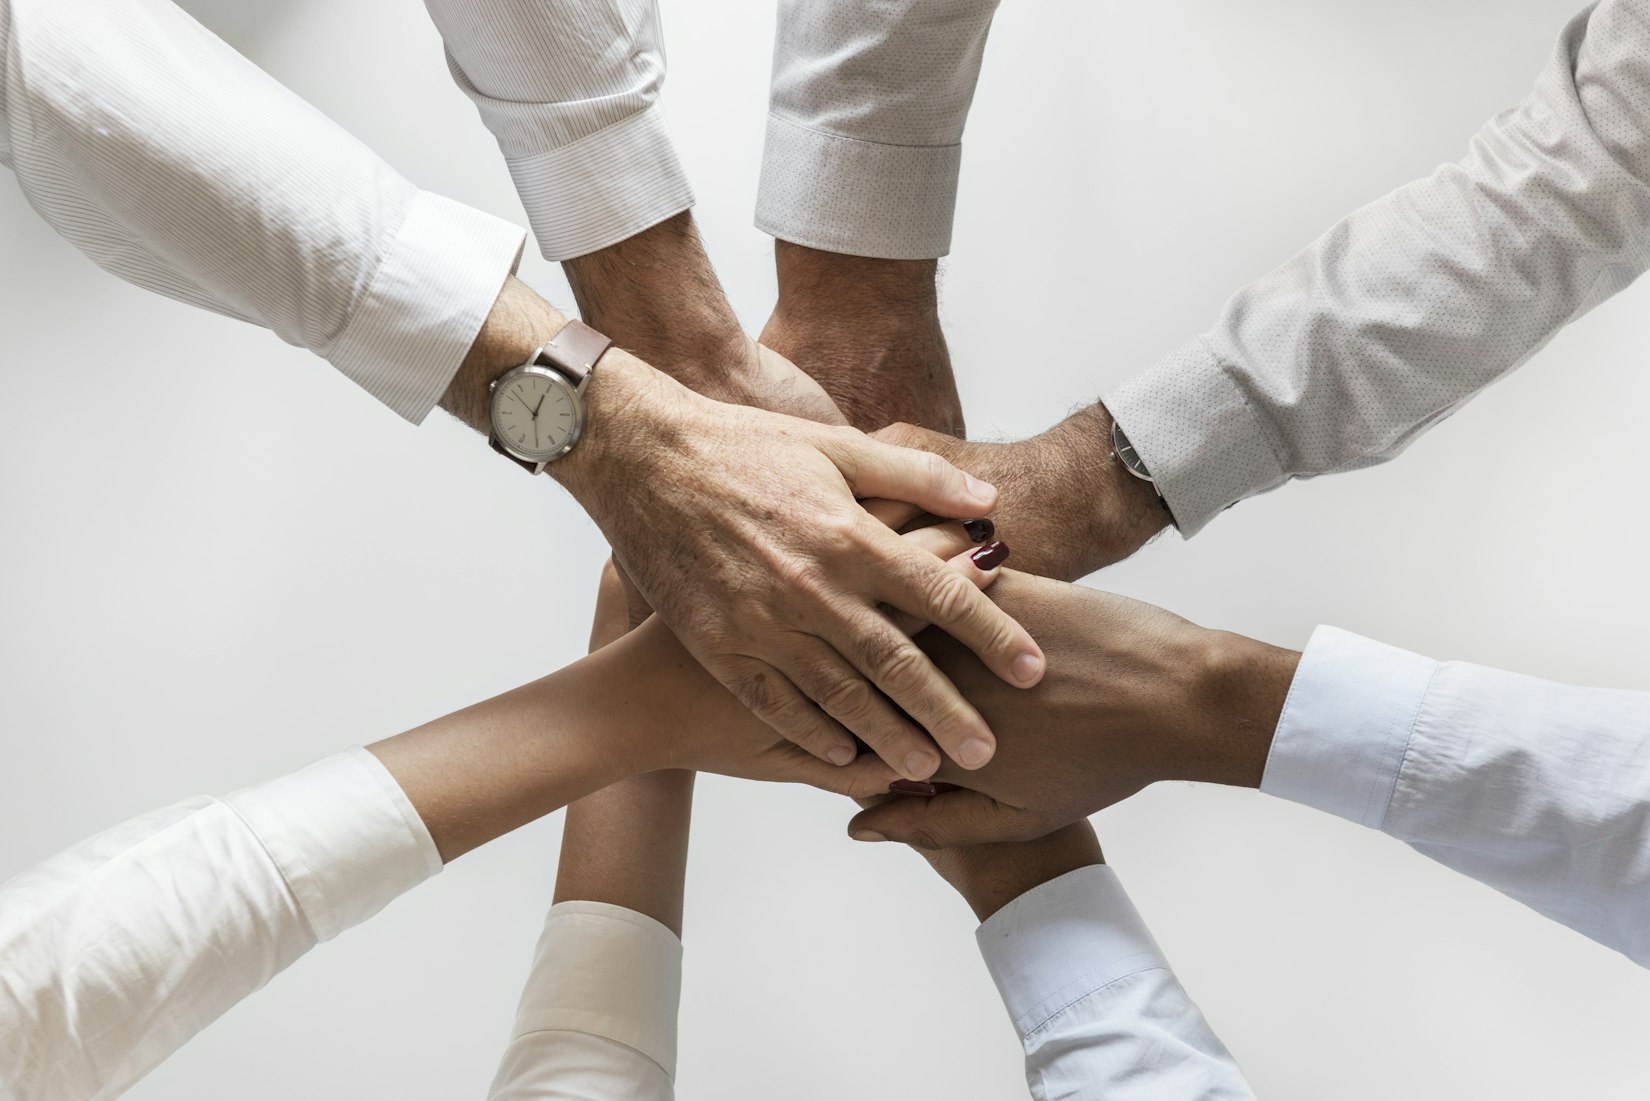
[1264,626,1650,966]
[487,901,682,1101]
[0,0,526,424]
[0,748,442,1101]
[757,0,1002,260]
[976,866,1255,1101]
[424,0,694,261]
[1106,0,1650,536]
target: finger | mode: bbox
[590,559,633,652]
[879,539,1045,694]
[830,607,998,771]
[823,431,997,519]
[846,788,1049,848]
[783,639,943,781]
[767,748,901,800]
[886,537,1008,636]
[718,655,859,767]
[898,520,978,563]
[860,498,926,532]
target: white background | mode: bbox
[4,0,1649,1097]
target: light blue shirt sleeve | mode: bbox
[1265,626,1650,965]
[976,866,1255,1100]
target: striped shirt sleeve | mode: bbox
[1,0,525,424]
[424,0,694,261]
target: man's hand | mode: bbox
[553,355,1044,780]
[760,241,964,435]
[873,410,1171,582]
[845,571,1299,847]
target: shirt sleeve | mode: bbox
[424,0,694,262]
[487,900,682,1101]
[1106,0,1650,536]
[976,866,1255,1101]
[757,0,1002,260]
[1264,626,1650,966]
[0,748,442,1101]
[0,0,526,424]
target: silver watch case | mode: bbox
[488,354,588,473]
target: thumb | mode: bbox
[825,431,997,519]
[846,788,1041,849]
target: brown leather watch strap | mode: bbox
[539,318,612,384]
[489,436,541,473]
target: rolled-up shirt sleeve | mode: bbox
[0,748,442,1101]
[0,0,526,424]
[1265,626,1650,966]
[425,0,694,261]
[977,866,1255,1100]
[757,0,1002,260]
[487,900,682,1101]
[1106,0,1650,536]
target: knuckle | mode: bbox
[923,568,978,625]
[868,641,929,698]
[817,673,875,722]
[726,669,776,716]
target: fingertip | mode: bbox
[826,744,857,767]
[964,474,997,511]
[956,735,995,770]
[1011,650,1046,687]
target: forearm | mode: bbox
[553,773,694,937]
[921,821,1104,922]
[762,241,962,434]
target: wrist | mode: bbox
[1032,405,1170,575]
[1182,629,1300,790]
[773,240,939,318]
[443,276,569,435]
[927,824,1105,922]
[548,350,683,499]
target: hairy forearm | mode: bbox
[762,241,963,434]
[440,274,569,435]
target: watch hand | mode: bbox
[514,392,535,417]
[530,394,548,419]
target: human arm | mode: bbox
[849,571,1650,967]
[0,0,525,424]
[487,568,692,1101]
[0,615,874,1101]
[1106,0,1650,537]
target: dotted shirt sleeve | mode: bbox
[757,0,1002,259]
[1108,0,1650,537]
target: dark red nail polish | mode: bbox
[889,779,940,797]
[962,518,995,544]
[970,540,1010,570]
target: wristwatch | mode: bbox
[488,319,613,474]
[1111,419,1160,493]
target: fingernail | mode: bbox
[903,750,939,780]
[965,474,995,504]
[970,540,1010,570]
[1013,652,1044,685]
[827,745,856,766]
[961,518,995,544]
[889,779,939,796]
[958,736,994,769]
[851,829,888,843]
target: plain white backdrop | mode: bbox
[4,0,1649,1097]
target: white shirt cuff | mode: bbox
[1261,627,1440,829]
[324,191,526,424]
[506,103,695,262]
[976,865,1168,1039]
[755,113,960,259]
[224,747,443,942]
[507,900,683,1077]
[1104,336,1289,537]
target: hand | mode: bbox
[760,241,964,435]
[597,521,1019,794]
[554,357,1044,781]
[872,408,1171,582]
[845,571,1300,847]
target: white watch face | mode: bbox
[491,370,580,461]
